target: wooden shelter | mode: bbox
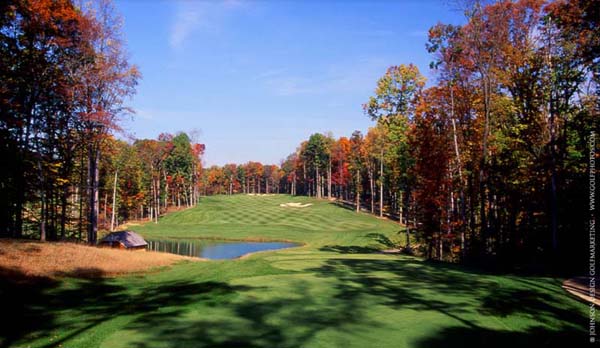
[99,231,148,250]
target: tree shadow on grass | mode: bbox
[0,255,590,348]
[477,287,587,326]
[1,265,374,348]
[307,257,588,347]
[126,281,374,348]
[365,232,397,248]
[414,325,585,348]
[0,266,252,348]
[319,245,380,254]
[319,232,399,254]
[127,255,584,348]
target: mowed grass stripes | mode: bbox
[133,195,401,247]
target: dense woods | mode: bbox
[1,0,597,272]
[202,0,598,271]
[0,0,206,242]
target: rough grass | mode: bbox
[0,195,591,348]
[0,240,194,279]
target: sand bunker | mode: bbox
[280,202,313,208]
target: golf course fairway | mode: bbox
[1,195,589,348]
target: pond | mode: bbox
[146,239,299,260]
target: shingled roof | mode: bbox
[100,231,148,248]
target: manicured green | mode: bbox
[3,195,589,348]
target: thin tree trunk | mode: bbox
[103,192,108,223]
[87,145,99,245]
[438,233,443,261]
[164,171,169,209]
[78,153,84,241]
[40,195,46,242]
[399,191,404,225]
[369,168,374,213]
[379,150,384,218]
[316,166,320,199]
[37,158,46,242]
[450,86,467,259]
[155,176,160,222]
[327,158,332,199]
[111,170,118,231]
[548,46,558,252]
[355,170,360,213]
[405,191,410,250]
[479,75,491,254]
[60,190,67,239]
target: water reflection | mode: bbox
[146,239,298,260]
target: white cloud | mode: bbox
[169,3,204,49]
[169,1,246,50]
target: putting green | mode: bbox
[2,195,590,348]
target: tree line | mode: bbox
[0,0,142,244]
[0,0,203,243]
[1,0,597,271]
[203,0,598,271]
[202,162,285,196]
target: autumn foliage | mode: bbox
[0,0,596,273]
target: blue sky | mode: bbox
[115,0,465,166]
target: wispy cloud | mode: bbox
[169,3,204,49]
[169,1,246,50]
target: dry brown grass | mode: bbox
[0,239,198,279]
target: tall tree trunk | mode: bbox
[78,152,84,240]
[40,194,46,242]
[164,171,169,209]
[548,48,559,253]
[379,150,384,218]
[103,192,108,225]
[60,186,68,239]
[87,145,99,245]
[13,172,24,238]
[37,158,46,242]
[355,170,360,213]
[369,168,374,213]
[399,190,404,225]
[316,166,321,199]
[479,75,491,254]
[320,175,324,198]
[327,158,332,199]
[438,232,443,261]
[405,191,410,250]
[110,170,118,231]
[155,175,160,222]
[450,86,466,258]
[292,172,296,195]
